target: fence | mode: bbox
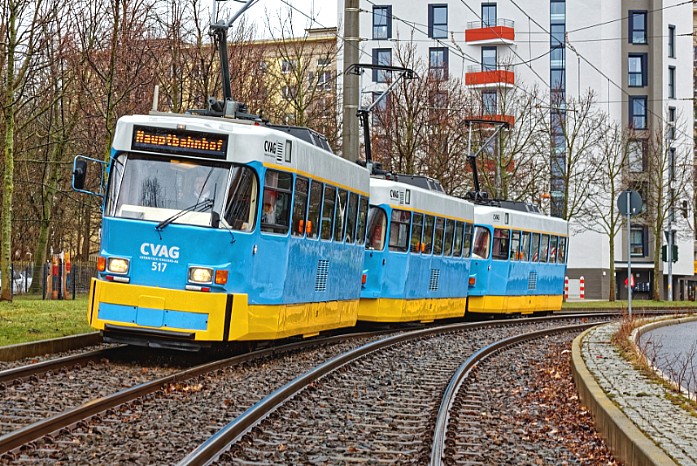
[7,260,97,299]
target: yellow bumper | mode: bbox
[88,279,358,342]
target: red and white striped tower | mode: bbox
[579,276,585,300]
[564,276,569,301]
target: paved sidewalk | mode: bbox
[580,321,697,465]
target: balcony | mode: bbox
[465,19,515,45]
[479,113,515,127]
[465,65,515,89]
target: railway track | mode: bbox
[0,330,390,464]
[179,314,613,465]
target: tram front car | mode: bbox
[75,114,369,350]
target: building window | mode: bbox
[628,139,646,173]
[281,59,296,74]
[550,69,565,90]
[309,70,332,91]
[630,226,646,256]
[628,54,647,87]
[629,11,647,44]
[429,47,448,80]
[428,5,448,39]
[481,46,497,71]
[550,23,565,49]
[668,106,676,140]
[668,66,675,99]
[668,25,675,58]
[482,3,497,27]
[371,92,388,124]
[372,6,392,40]
[629,96,647,129]
[372,48,392,83]
[482,91,497,114]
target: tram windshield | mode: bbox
[105,153,257,230]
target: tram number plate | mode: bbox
[152,262,167,272]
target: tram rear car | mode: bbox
[84,114,370,349]
[359,179,475,323]
[467,204,568,315]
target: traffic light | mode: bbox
[661,244,678,263]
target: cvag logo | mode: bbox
[140,243,180,259]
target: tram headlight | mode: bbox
[189,267,213,284]
[107,257,130,274]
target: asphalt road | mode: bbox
[640,321,697,394]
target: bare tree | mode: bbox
[579,121,630,301]
[541,91,606,221]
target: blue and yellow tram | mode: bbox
[359,178,474,323]
[467,203,568,315]
[84,113,370,349]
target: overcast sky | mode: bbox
[241,0,338,37]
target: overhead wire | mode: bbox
[508,0,695,143]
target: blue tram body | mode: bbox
[86,113,370,349]
[359,179,475,322]
[467,204,568,315]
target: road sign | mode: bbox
[617,190,642,216]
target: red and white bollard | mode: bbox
[579,276,585,300]
[564,276,569,301]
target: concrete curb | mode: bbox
[0,332,102,362]
[571,328,677,466]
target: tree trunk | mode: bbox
[652,231,662,300]
[608,237,616,301]
[0,4,18,302]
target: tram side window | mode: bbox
[510,231,521,261]
[366,206,387,250]
[463,223,473,258]
[520,231,531,261]
[334,189,349,242]
[261,170,291,234]
[223,166,257,232]
[423,215,435,254]
[433,218,445,255]
[558,237,567,263]
[356,197,369,244]
[291,176,309,237]
[320,185,336,241]
[307,181,323,239]
[410,213,424,253]
[346,192,359,243]
[549,235,558,263]
[492,228,510,260]
[444,220,454,256]
[539,234,550,263]
[453,222,464,257]
[531,233,541,262]
[472,226,491,259]
[389,209,411,252]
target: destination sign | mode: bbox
[131,125,228,159]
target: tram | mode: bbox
[74,114,370,349]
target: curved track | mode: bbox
[179,315,612,465]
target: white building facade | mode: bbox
[337,0,695,300]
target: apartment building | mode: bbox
[337,0,694,299]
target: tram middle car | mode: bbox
[467,202,569,316]
[82,113,370,350]
[359,178,475,323]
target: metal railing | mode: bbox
[4,260,97,298]
[466,63,515,74]
[466,18,515,29]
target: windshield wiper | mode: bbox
[155,198,214,232]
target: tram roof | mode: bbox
[111,113,370,196]
[369,178,474,221]
[474,204,568,236]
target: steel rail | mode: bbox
[0,330,387,455]
[429,322,598,466]
[0,346,127,384]
[177,314,612,466]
